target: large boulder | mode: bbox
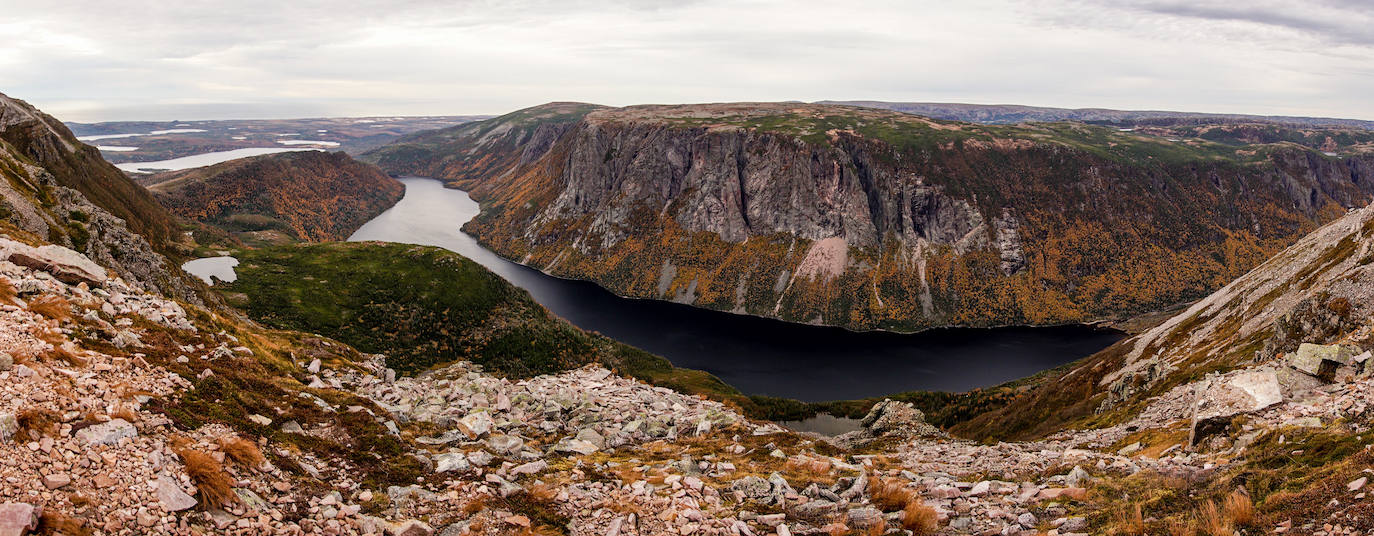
[1190,370,1283,445]
[859,399,941,437]
[1289,343,1358,380]
[0,238,106,287]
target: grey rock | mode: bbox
[486,434,524,456]
[0,414,15,444]
[1065,466,1092,488]
[1,240,106,287]
[234,488,270,511]
[0,353,11,371]
[1290,343,1358,379]
[731,476,771,499]
[155,477,197,512]
[467,450,494,467]
[433,453,470,473]
[75,419,136,447]
[859,399,942,437]
[554,437,599,455]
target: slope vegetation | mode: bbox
[366,101,1374,332]
[144,151,403,242]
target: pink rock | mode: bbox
[0,503,40,536]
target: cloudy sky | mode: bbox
[3,0,1372,122]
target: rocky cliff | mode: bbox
[0,91,199,301]
[366,102,1374,331]
[142,151,403,242]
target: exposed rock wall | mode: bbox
[367,102,1374,332]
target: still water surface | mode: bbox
[349,177,1124,401]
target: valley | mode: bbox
[6,87,1374,535]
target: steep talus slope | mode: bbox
[366,102,1374,332]
[143,151,403,242]
[0,91,199,301]
[956,200,1374,440]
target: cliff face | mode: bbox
[366,102,1374,332]
[144,151,403,242]
[0,91,198,301]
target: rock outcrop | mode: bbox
[366,102,1374,332]
[0,91,199,302]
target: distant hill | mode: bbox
[820,100,1374,129]
[64,115,488,165]
[143,151,403,242]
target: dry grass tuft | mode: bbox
[17,408,60,440]
[526,481,558,503]
[784,455,833,479]
[38,510,92,536]
[1222,490,1255,527]
[217,435,265,469]
[45,345,87,368]
[901,501,939,535]
[1113,504,1146,536]
[28,294,73,322]
[110,406,139,424]
[869,477,915,512]
[0,277,16,304]
[172,441,238,509]
[1199,500,1233,536]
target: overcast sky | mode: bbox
[3,0,1373,122]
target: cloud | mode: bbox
[2,0,1372,121]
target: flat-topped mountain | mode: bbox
[142,151,403,243]
[821,100,1374,130]
[365,101,1374,332]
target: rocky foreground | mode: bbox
[3,236,1374,536]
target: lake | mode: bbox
[182,256,239,285]
[349,177,1125,401]
[116,148,317,173]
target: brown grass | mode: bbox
[1222,490,1255,527]
[217,435,265,469]
[28,295,73,322]
[110,407,139,424]
[901,501,939,535]
[0,277,15,304]
[869,477,915,512]
[1199,501,1233,536]
[17,408,60,439]
[526,482,558,503]
[172,440,238,509]
[1166,517,1198,536]
[1114,504,1146,536]
[46,345,87,368]
[38,510,91,536]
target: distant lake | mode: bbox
[349,177,1125,401]
[116,148,317,173]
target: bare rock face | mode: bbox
[1189,369,1283,445]
[369,102,1374,332]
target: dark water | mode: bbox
[349,177,1125,402]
